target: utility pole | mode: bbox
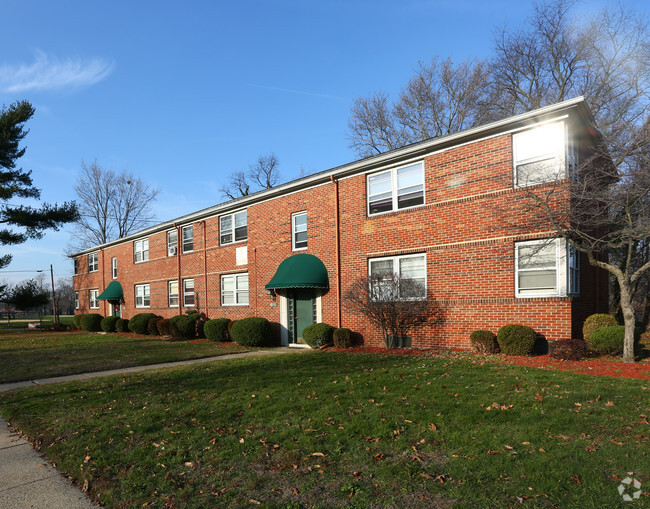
[50,264,57,324]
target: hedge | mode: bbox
[550,338,587,361]
[115,318,130,332]
[583,313,618,341]
[73,314,86,330]
[302,323,334,348]
[128,313,159,334]
[231,317,274,347]
[204,318,231,342]
[100,316,120,333]
[80,313,103,332]
[156,318,178,337]
[589,325,640,356]
[333,327,353,348]
[469,330,499,354]
[496,324,536,356]
[169,315,196,339]
[148,317,163,335]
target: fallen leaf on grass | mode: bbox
[570,475,582,484]
[610,439,623,446]
[310,452,326,457]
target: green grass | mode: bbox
[0,314,74,332]
[1,351,648,508]
[0,331,250,383]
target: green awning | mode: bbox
[97,281,124,301]
[265,254,329,290]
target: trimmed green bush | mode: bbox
[333,327,353,348]
[100,316,120,333]
[148,317,163,335]
[583,313,618,341]
[231,317,274,347]
[80,313,103,332]
[115,318,129,332]
[302,323,334,348]
[205,318,231,342]
[73,314,86,330]
[470,330,500,354]
[589,325,640,356]
[128,313,159,334]
[169,315,196,339]
[550,338,587,361]
[497,324,536,356]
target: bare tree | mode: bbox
[54,278,76,315]
[344,273,441,347]
[219,153,282,200]
[71,160,160,250]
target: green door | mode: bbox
[290,290,315,344]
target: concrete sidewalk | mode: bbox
[0,347,302,508]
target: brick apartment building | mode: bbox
[72,97,608,349]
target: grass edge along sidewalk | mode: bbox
[0,351,648,508]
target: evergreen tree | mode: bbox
[0,100,78,269]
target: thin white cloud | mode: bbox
[0,50,114,93]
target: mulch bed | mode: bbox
[329,346,650,380]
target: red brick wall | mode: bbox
[73,130,607,347]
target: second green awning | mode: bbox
[265,254,329,290]
[97,281,124,301]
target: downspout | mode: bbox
[254,247,258,315]
[330,175,341,328]
[100,248,106,317]
[176,223,182,315]
[202,220,208,316]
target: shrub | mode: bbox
[497,324,536,356]
[156,318,178,337]
[302,323,335,348]
[231,317,274,347]
[195,318,206,339]
[333,327,353,348]
[469,330,500,354]
[205,318,231,342]
[583,313,618,341]
[100,316,120,333]
[72,314,86,330]
[169,315,196,339]
[115,318,130,332]
[550,338,588,361]
[148,317,163,335]
[128,313,159,334]
[80,313,103,332]
[589,325,640,356]
[51,322,68,332]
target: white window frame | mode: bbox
[111,257,117,279]
[73,258,79,275]
[89,289,99,309]
[513,121,566,187]
[220,210,248,245]
[292,211,307,251]
[367,161,425,216]
[183,278,195,307]
[182,225,193,253]
[168,281,179,307]
[74,291,79,310]
[134,238,149,263]
[515,238,579,298]
[221,273,249,306]
[167,230,178,256]
[135,284,151,308]
[368,253,427,300]
[88,252,98,273]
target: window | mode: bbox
[368,253,426,299]
[167,230,178,256]
[182,226,193,253]
[220,210,247,244]
[168,281,179,307]
[135,284,150,308]
[515,238,580,297]
[367,162,424,215]
[73,258,79,275]
[74,292,79,310]
[111,257,117,279]
[292,211,307,250]
[221,273,249,305]
[88,252,98,272]
[513,121,566,186]
[134,239,149,263]
[89,289,99,309]
[183,279,195,306]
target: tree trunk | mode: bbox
[618,279,636,363]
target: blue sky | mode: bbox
[0,0,641,286]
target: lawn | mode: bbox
[1,351,648,507]
[0,331,250,383]
[0,314,75,332]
